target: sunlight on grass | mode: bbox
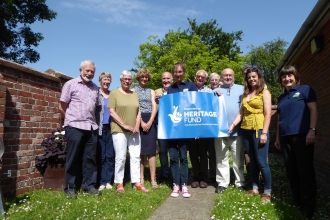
[211,153,330,220]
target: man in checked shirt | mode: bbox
[59,60,101,199]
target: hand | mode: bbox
[132,126,140,134]
[141,121,148,132]
[155,94,162,104]
[228,124,234,134]
[260,133,267,145]
[123,124,134,132]
[274,139,281,150]
[214,90,222,96]
[306,130,315,145]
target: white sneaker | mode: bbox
[171,184,180,198]
[98,185,105,191]
[106,183,112,189]
[181,184,191,198]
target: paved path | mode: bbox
[148,174,217,220]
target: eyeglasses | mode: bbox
[122,78,132,81]
[196,75,206,79]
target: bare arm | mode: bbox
[259,89,272,144]
[132,109,141,134]
[59,101,68,118]
[306,102,317,145]
[228,104,244,134]
[274,115,281,150]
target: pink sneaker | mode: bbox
[181,184,191,198]
[171,184,180,198]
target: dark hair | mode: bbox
[278,65,300,86]
[242,65,252,76]
[244,67,266,95]
[172,62,186,74]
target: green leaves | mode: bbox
[0,0,57,64]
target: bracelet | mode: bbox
[261,133,267,136]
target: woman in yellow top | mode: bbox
[229,67,272,203]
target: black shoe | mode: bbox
[87,187,102,196]
[158,175,168,184]
[66,191,77,199]
[237,186,245,192]
[215,186,226,193]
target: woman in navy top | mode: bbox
[275,65,317,219]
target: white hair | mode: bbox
[209,72,220,80]
[196,70,208,78]
[120,70,132,79]
[80,60,96,70]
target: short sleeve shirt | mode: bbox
[60,77,99,130]
[108,89,140,133]
[277,85,317,136]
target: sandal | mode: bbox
[116,183,125,193]
[134,183,149,192]
[151,181,158,189]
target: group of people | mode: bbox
[60,60,317,219]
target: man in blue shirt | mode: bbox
[213,68,245,193]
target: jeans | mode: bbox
[64,126,98,192]
[158,139,170,178]
[280,134,316,216]
[242,129,272,194]
[169,139,189,186]
[97,124,115,186]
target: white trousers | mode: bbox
[112,132,141,184]
[214,136,245,187]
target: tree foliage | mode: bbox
[134,19,245,89]
[186,18,243,61]
[0,0,57,64]
[246,38,288,104]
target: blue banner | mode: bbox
[157,91,230,139]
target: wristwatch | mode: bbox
[309,128,316,131]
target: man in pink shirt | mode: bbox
[59,60,101,199]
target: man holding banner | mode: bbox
[213,68,246,193]
[155,72,173,183]
[167,62,197,198]
[190,70,213,189]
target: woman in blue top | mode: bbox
[97,72,115,191]
[275,65,317,219]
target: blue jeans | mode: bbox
[158,139,170,178]
[169,139,189,186]
[242,129,272,194]
[97,124,115,186]
[64,126,98,192]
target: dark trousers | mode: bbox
[158,139,170,178]
[207,140,216,179]
[281,134,317,217]
[189,138,211,181]
[97,124,115,186]
[64,126,98,192]
[169,139,189,186]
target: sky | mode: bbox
[26,0,318,89]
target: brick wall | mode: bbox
[291,19,330,192]
[0,58,71,198]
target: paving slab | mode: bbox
[148,183,217,220]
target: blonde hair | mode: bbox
[136,68,152,82]
[99,72,112,81]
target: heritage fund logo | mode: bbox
[168,106,182,123]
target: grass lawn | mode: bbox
[2,152,330,219]
[211,152,330,220]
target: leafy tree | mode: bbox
[186,18,243,62]
[246,38,288,103]
[134,29,246,90]
[0,0,57,64]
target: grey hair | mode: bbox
[120,70,132,79]
[209,72,220,80]
[80,60,96,70]
[196,70,208,78]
